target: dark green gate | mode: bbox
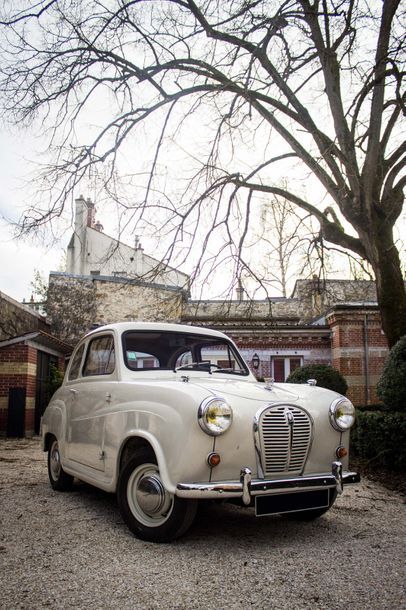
[35,351,58,435]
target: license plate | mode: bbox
[255,489,330,516]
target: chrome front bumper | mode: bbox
[176,461,360,505]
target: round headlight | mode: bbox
[198,397,233,436]
[329,398,355,431]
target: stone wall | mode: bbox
[47,273,185,344]
[291,279,378,321]
[0,292,49,341]
[185,280,380,325]
[183,298,301,326]
[47,274,97,344]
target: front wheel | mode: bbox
[47,437,74,491]
[117,449,197,543]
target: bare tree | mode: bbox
[0,0,404,345]
[255,193,331,297]
[30,269,49,302]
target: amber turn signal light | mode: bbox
[207,452,221,467]
[336,445,348,459]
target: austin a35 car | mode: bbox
[41,322,359,542]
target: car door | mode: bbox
[66,333,116,471]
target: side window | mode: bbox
[201,344,234,368]
[68,344,85,381]
[126,350,159,370]
[174,351,193,368]
[83,336,115,377]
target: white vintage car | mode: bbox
[41,322,359,542]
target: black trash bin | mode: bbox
[6,387,26,437]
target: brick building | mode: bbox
[181,292,388,406]
[45,269,389,407]
[0,292,71,437]
[327,304,388,405]
[0,278,391,438]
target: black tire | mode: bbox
[284,489,337,521]
[117,448,197,543]
[47,437,74,491]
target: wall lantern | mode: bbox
[252,353,260,370]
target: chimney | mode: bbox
[74,195,86,230]
[86,197,96,228]
[236,279,244,302]
[134,235,143,251]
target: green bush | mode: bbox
[286,364,348,395]
[46,364,65,401]
[377,335,406,411]
[351,409,406,471]
[355,403,391,413]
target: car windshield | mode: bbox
[122,330,248,375]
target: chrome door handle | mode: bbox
[69,388,78,395]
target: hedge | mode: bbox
[351,409,406,471]
[286,364,348,395]
[376,335,406,411]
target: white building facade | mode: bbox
[66,195,189,290]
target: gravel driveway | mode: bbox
[0,438,405,610]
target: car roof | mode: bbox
[85,321,228,340]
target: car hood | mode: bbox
[188,378,300,403]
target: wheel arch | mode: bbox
[42,431,56,453]
[118,435,156,472]
[117,433,175,491]
[41,402,65,451]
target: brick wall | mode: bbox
[0,343,37,436]
[327,306,388,405]
[224,329,331,381]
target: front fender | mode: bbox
[116,429,179,494]
[103,400,214,493]
[41,399,66,451]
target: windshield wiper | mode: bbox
[174,362,220,374]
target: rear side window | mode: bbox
[83,335,115,377]
[68,344,85,381]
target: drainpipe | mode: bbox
[363,314,371,404]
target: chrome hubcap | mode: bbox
[50,442,61,480]
[136,474,166,515]
[127,463,173,527]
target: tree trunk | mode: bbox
[362,224,406,348]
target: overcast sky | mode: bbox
[0,126,66,302]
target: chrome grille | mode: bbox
[258,405,312,476]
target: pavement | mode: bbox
[0,438,405,610]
